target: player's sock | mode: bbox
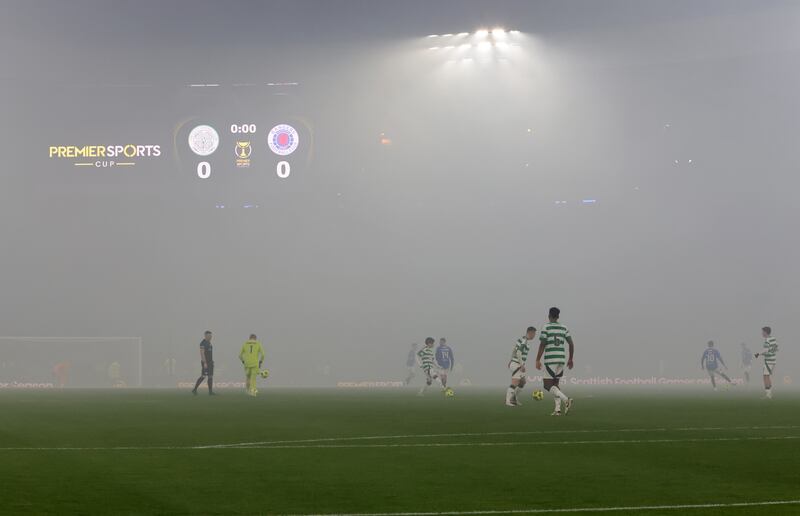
[208,377,214,394]
[766,388,772,398]
[710,375,716,388]
[551,386,568,402]
[506,386,516,405]
[193,377,204,392]
[554,397,562,413]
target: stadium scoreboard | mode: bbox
[42,83,313,188]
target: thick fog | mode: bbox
[0,0,797,388]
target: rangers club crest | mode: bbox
[267,124,299,156]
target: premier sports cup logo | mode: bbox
[267,124,299,156]
[48,144,162,168]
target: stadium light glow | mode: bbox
[420,28,525,68]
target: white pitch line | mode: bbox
[198,425,800,449]
[232,435,800,450]
[0,434,797,451]
[281,499,800,516]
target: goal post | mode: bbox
[0,336,143,388]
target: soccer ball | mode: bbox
[532,389,544,401]
[444,387,455,397]
[259,369,270,379]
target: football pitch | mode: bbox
[0,387,798,515]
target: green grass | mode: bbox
[0,387,798,515]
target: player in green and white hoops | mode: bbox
[535,307,575,416]
[754,326,779,399]
[417,337,439,396]
[506,326,536,406]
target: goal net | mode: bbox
[0,336,142,388]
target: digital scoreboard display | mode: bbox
[173,84,312,183]
[39,82,314,206]
[179,121,300,179]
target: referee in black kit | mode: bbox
[192,330,216,395]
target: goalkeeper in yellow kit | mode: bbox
[239,334,264,396]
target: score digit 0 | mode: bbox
[277,161,290,179]
[197,161,211,179]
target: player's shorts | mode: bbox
[544,363,565,379]
[508,361,526,380]
[201,361,214,376]
[763,362,775,376]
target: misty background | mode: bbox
[0,0,797,387]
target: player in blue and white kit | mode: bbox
[435,338,454,390]
[701,340,733,390]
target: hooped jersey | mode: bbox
[540,322,570,366]
[510,337,531,365]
